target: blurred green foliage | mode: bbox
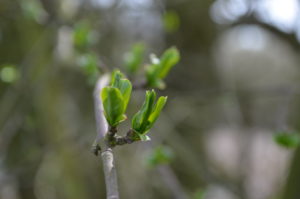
[20,0,45,23]
[192,189,206,199]
[146,47,180,89]
[274,132,300,149]
[146,145,174,167]
[123,43,145,74]
[77,53,100,84]
[73,21,95,50]
[163,11,180,33]
[0,65,19,83]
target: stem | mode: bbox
[94,74,120,199]
[101,147,119,199]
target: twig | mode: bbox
[93,74,120,199]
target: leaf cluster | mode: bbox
[101,71,167,140]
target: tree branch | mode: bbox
[230,14,300,51]
[93,74,120,199]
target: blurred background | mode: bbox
[1,0,300,199]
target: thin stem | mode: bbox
[101,147,119,199]
[94,74,120,199]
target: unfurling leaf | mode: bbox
[101,71,132,127]
[111,70,132,110]
[146,47,180,89]
[132,90,156,133]
[101,87,126,127]
[147,96,167,130]
[132,90,167,135]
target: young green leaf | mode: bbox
[146,47,180,89]
[101,87,126,127]
[158,47,180,79]
[146,96,167,130]
[111,70,132,110]
[274,132,300,149]
[124,43,145,73]
[132,90,167,135]
[132,90,156,134]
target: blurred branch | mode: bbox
[156,163,189,199]
[231,15,300,51]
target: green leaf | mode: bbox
[101,87,126,127]
[146,96,167,130]
[124,43,145,73]
[274,132,300,149]
[111,70,132,110]
[132,90,156,134]
[158,47,180,79]
[132,91,167,135]
[146,47,180,89]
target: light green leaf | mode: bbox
[146,96,167,130]
[124,43,145,73]
[158,47,180,79]
[111,70,132,110]
[101,87,126,127]
[146,47,180,89]
[132,90,156,134]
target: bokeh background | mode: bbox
[1,0,300,199]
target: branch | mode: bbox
[93,74,120,199]
[94,74,110,140]
[230,14,300,51]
